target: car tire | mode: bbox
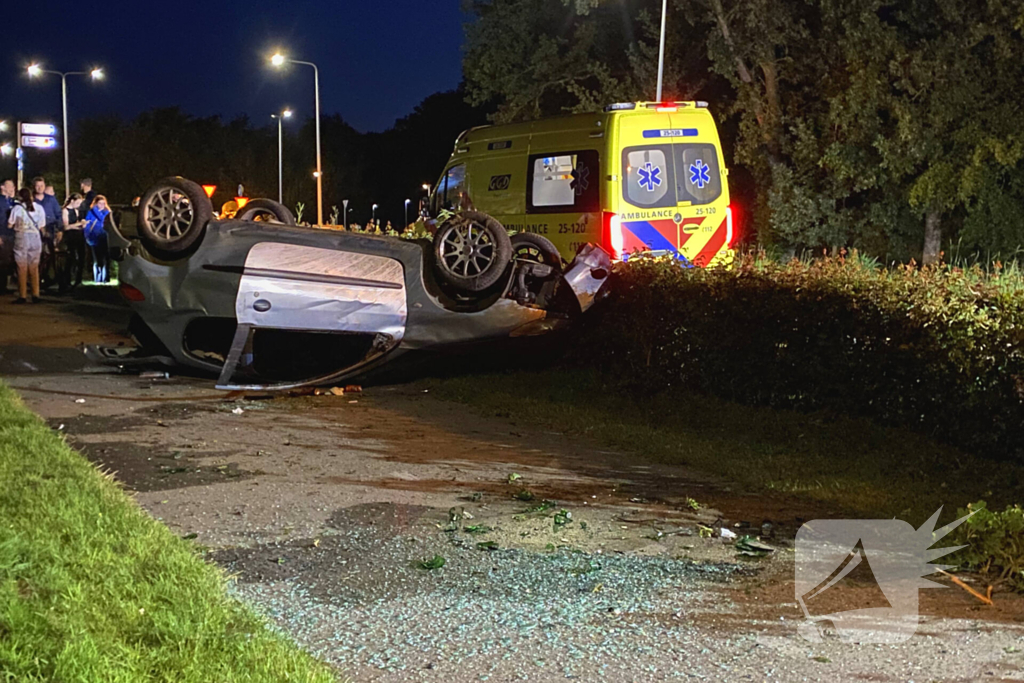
[137,176,213,260]
[236,198,296,225]
[434,211,513,293]
[510,233,562,268]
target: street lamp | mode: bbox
[0,121,8,133]
[270,108,292,204]
[26,63,104,200]
[271,52,323,226]
[404,198,411,227]
[1,143,12,157]
[656,0,668,101]
[372,203,378,225]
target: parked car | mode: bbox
[90,177,611,390]
[429,101,736,266]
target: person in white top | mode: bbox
[8,187,47,304]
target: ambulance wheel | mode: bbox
[511,233,563,268]
[137,176,212,260]
[434,211,513,293]
[236,198,296,225]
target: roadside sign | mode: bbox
[21,135,57,149]
[21,123,57,136]
[202,184,217,198]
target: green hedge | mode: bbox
[579,254,1024,459]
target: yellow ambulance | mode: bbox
[430,101,735,266]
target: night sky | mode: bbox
[0,0,467,134]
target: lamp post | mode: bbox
[270,108,292,204]
[27,64,104,200]
[404,198,411,227]
[372,203,378,226]
[655,0,668,101]
[271,53,323,226]
[342,198,349,229]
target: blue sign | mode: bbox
[638,162,662,192]
[643,129,698,138]
[689,159,711,189]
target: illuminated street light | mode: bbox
[421,183,431,192]
[271,52,323,225]
[0,121,8,133]
[26,62,105,200]
[1,143,12,156]
[271,108,293,203]
[404,198,411,227]
[372,203,378,224]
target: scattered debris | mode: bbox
[476,541,499,551]
[735,535,775,557]
[761,521,775,538]
[464,525,492,534]
[554,509,573,527]
[507,473,523,484]
[514,489,535,502]
[720,528,738,540]
[684,498,701,511]
[698,525,714,539]
[231,407,244,415]
[937,569,994,605]
[74,398,86,404]
[525,500,556,513]
[416,555,446,570]
[139,371,170,380]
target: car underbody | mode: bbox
[89,178,612,391]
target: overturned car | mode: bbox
[94,177,611,390]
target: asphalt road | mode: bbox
[3,287,1024,682]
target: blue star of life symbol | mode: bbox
[570,165,590,196]
[689,159,711,189]
[638,162,662,192]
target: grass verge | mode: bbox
[0,381,336,682]
[423,368,1024,521]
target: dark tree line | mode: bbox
[24,88,490,228]
[463,0,1024,263]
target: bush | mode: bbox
[579,253,1024,459]
[951,501,1024,590]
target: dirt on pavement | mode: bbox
[3,289,1024,682]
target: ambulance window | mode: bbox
[527,150,599,213]
[446,164,467,209]
[622,146,675,208]
[675,145,721,205]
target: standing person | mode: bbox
[59,193,87,292]
[8,188,46,304]
[33,177,62,288]
[32,177,62,239]
[0,180,15,294]
[83,195,111,283]
[80,178,96,207]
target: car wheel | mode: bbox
[434,211,513,293]
[236,198,296,225]
[137,177,213,260]
[510,233,562,268]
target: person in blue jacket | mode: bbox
[0,179,15,294]
[32,177,62,240]
[83,195,111,283]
